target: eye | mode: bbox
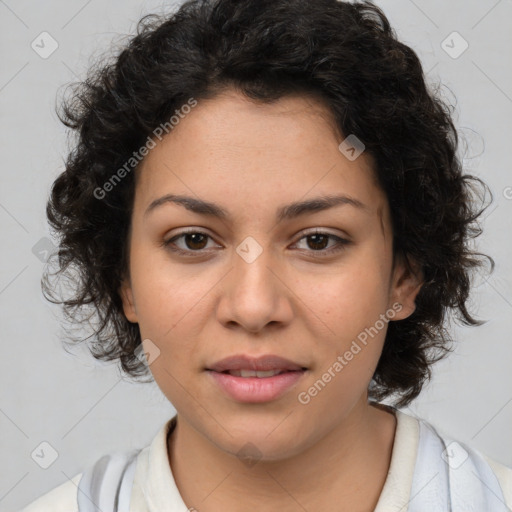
[162,229,350,257]
[293,230,350,256]
[162,230,220,256]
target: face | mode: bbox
[120,89,422,460]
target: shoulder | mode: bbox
[18,417,175,512]
[413,412,512,510]
[482,453,512,506]
[19,448,145,512]
[19,472,82,512]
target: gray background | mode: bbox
[1,0,511,510]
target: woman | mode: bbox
[21,0,512,510]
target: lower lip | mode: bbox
[207,370,306,403]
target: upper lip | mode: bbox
[206,354,306,372]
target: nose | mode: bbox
[215,239,293,333]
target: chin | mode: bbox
[208,418,310,463]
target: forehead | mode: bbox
[134,89,387,223]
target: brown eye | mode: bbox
[163,230,218,256]
[305,233,330,251]
[181,232,208,250]
[294,231,351,256]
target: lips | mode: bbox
[205,354,308,402]
[206,354,306,373]
[225,369,286,378]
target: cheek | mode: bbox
[297,256,390,332]
[297,267,390,410]
[132,269,206,402]
[129,256,224,377]
[291,251,391,386]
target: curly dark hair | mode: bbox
[42,0,493,408]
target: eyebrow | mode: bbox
[144,193,369,222]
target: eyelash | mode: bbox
[162,229,351,258]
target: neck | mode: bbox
[167,399,397,512]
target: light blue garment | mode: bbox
[408,419,509,512]
[77,449,140,512]
[77,419,508,511]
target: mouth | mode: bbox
[214,368,306,378]
[206,354,307,373]
[206,369,307,403]
[205,354,308,403]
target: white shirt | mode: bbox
[20,409,512,511]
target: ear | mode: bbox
[388,253,423,321]
[119,276,138,323]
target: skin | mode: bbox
[120,89,423,511]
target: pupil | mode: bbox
[308,234,328,250]
[186,233,207,250]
